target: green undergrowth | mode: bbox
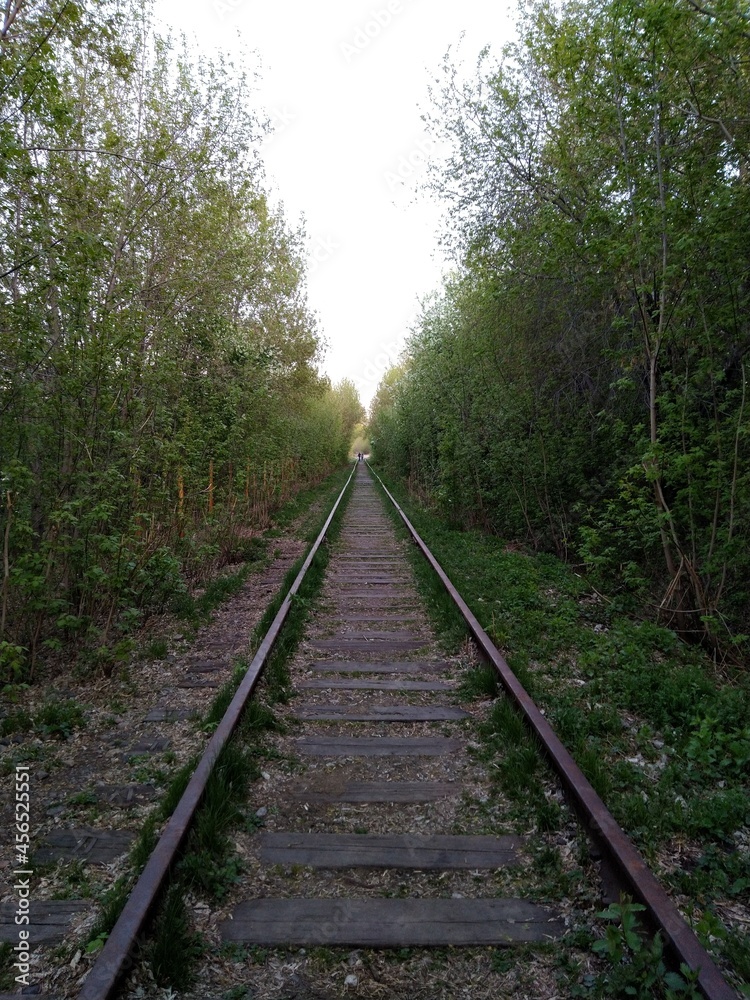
[169,548,264,625]
[459,662,500,700]
[269,465,353,538]
[369,464,750,996]
[0,698,87,739]
[166,466,350,629]
[477,696,578,879]
[248,464,354,703]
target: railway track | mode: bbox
[9,462,737,998]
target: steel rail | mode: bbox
[77,464,357,1000]
[368,462,736,1000]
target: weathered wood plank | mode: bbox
[123,738,171,758]
[337,614,418,622]
[34,828,134,864]
[297,679,454,691]
[296,736,462,757]
[308,661,451,674]
[315,631,421,641]
[309,639,426,652]
[336,557,402,562]
[0,900,91,944]
[258,832,522,869]
[330,575,408,582]
[289,780,457,803]
[220,898,565,946]
[294,704,469,721]
[328,592,413,601]
[143,708,195,722]
[94,783,157,807]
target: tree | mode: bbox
[0,1,348,678]
[383,0,750,648]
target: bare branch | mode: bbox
[1,0,24,41]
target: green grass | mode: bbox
[0,699,86,739]
[272,465,353,537]
[171,561,258,623]
[369,465,750,995]
[148,884,204,990]
[459,663,500,700]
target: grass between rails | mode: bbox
[138,464,355,990]
[369,463,750,999]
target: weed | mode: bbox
[498,744,542,800]
[590,897,702,998]
[535,796,562,833]
[490,949,516,974]
[482,697,525,747]
[723,929,750,988]
[156,755,200,820]
[85,931,108,955]
[308,946,339,969]
[239,700,281,736]
[576,745,612,799]
[203,667,245,731]
[684,714,750,783]
[87,876,132,944]
[129,815,159,870]
[34,699,86,739]
[219,941,250,962]
[250,470,353,706]
[148,885,204,989]
[687,787,749,838]
[146,637,169,660]
[51,860,94,898]
[222,987,254,1000]
[1,700,86,739]
[68,789,97,807]
[0,708,32,736]
[179,852,243,900]
[460,663,500,700]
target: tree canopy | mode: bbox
[371,0,750,655]
[0,1,361,678]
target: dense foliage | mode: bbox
[0,1,361,679]
[371,0,750,654]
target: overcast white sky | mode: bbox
[152,0,516,409]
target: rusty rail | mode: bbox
[368,463,736,1000]
[78,464,357,1000]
